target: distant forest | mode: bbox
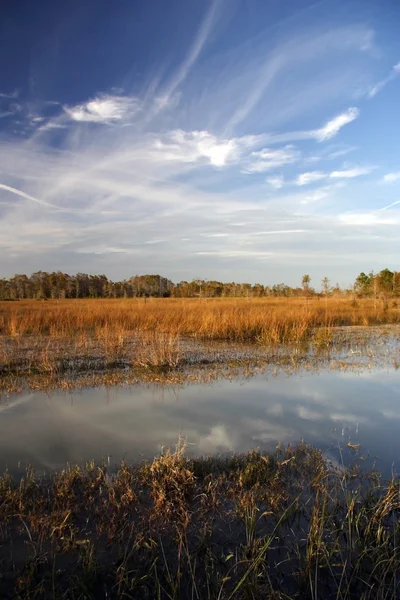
[0,269,399,300]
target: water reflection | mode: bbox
[1,368,400,475]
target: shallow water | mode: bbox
[1,367,400,476]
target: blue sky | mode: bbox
[0,0,399,287]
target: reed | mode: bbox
[0,443,399,599]
[0,297,398,382]
[0,297,399,340]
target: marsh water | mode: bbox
[1,366,400,477]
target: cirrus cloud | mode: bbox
[383,172,400,183]
[313,107,359,141]
[63,94,140,123]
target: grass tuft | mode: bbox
[0,443,399,598]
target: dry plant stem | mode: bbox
[0,442,399,599]
[0,297,399,386]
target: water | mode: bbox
[1,367,400,476]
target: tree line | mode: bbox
[0,269,399,301]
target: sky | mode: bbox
[0,0,400,287]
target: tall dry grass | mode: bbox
[1,443,400,599]
[0,297,398,378]
[0,297,399,342]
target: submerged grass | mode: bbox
[0,442,399,599]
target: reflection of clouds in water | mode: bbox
[244,418,292,445]
[330,413,367,425]
[266,403,284,417]
[197,425,233,453]
[381,409,400,420]
[1,368,400,473]
[293,387,343,409]
[297,405,324,421]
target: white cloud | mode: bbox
[196,250,275,258]
[296,171,326,186]
[314,107,359,141]
[340,213,398,226]
[330,167,372,179]
[164,2,218,98]
[250,229,306,235]
[154,130,238,167]
[327,147,357,160]
[223,25,373,132]
[380,200,400,211]
[243,145,299,174]
[267,176,284,189]
[200,232,229,237]
[64,94,139,123]
[0,183,68,211]
[0,90,19,99]
[299,185,334,204]
[368,62,400,98]
[154,130,265,167]
[383,172,400,183]
[1,17,398,283]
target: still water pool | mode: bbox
[1,367,400,476]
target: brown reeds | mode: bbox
[0,297,399,383]
[0,443,399,599]
[1,296,399,340]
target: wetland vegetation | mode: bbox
[0,442,399,599]
[1,296,400,393]
[1,281,400,598]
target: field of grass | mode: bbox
[1,296,399,340]
[0,442,399,599]
[0,297,399,388]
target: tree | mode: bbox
[321,277,330,296]
[377,268,394,297]
[301,274,311,297]
[321,277,330,315]
[354,272,372,296]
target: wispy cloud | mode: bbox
[267,176,284,189]
[223,25,372,133]
[0,90,19,99]
[154,130,242,167]
[296,166,372,186]
[330,166,373,179]
[0,10,398,283]
[250,229,306,235]
[296,171,326,186]
[64,94,139,123]
[0,183,69,211]
[368,62,400,98]
[340,212,398,226]
[313,108,359,141]
[383,172,400,183]
[151,0,220,115]
[379,200,400,211]
[243,146,299,174]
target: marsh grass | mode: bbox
[0,442,399,599]
[0,297,399,385]
[133,331,182,369]
[1,297,399,340]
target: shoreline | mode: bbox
[1,324,399,393]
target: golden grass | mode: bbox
[0,297,398,384]
[0,296,399,341]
